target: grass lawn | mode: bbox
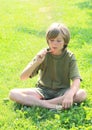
[0,0,92,129]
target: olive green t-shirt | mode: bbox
[30,49,81,89]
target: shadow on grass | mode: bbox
[16,26,45,37]
[12,101,92,129]
[75,0,92,27]
[16,25,92,47]
[70,26,92,46]
[13,103,58,122]
[76,0,92,9]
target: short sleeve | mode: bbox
[69,54,82,81]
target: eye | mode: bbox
[50,39,54,42]
[57,40,61,42]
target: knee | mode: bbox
[81,89,87,101]
[74,89,87,103]
[9,89,18,101]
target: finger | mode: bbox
[67,102,73,108]
[67,103,71,109]
[42,49,48,55]
[38,55,43,59]
[37,50,47,58]
[65,103,68,109]
[62,101,70,109]
[62,101,67,109]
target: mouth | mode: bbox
[53,47,57,49]
[52,47,57,50]
[47,47,58,54]
[49,47,57,54]
[47,47,57,52]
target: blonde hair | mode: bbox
[46,23,70,49]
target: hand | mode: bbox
[62,90,74,109]
[33,48,51,64]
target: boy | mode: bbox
[9,23,87,110]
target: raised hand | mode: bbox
[33,48,51,64]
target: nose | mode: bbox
[53,40,57,45]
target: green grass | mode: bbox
[0,0,92,129]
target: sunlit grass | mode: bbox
[0,0,92,129]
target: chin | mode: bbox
[51,51,55,55]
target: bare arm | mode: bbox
[20,49,49,80]
[20,60,40,80]
[70,78,80,96]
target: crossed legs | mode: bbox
[47,89,87,105]
[9,88,87,110]
[9,88,61,109]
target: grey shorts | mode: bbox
[34,85,69,100]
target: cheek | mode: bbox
[59,44,65,49]
[60,43,64,47]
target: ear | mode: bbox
[47,39,49,44]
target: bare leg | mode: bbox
[9,88,62,109]
[47,89,87,104]
[47,95,63,104]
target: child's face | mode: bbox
[48,34,65,55]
